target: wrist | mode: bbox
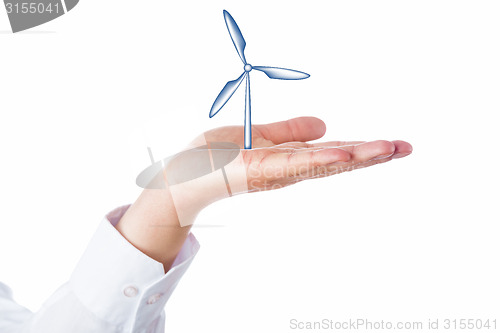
[116,188,193,272]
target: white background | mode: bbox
[1,0,499,332]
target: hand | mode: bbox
[117,117,412,271]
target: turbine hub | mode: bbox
[244,64,252,72]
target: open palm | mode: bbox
[190,117,412,192]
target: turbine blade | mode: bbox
[223,10,247,64]
[253,66,310,80]
[209,72,247,118]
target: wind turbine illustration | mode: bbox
[209,10,310,149]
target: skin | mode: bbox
[115,117,413,272]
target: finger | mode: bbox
[256,140,395,179]
[298,140,413,179]
[308,140,365,148]
[256,146,352,178]
[391,140,413,158]
[254,117,326,145]
[340,140,396,164]
[346,140,413,170]
[245,140,412,191]
[351,140,412,164]
[259,140,365,151]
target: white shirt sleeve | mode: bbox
[0,205,200,333]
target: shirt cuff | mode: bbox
[69,204,199,331]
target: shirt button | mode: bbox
[147,293,162,304]
[123,285,138,297]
